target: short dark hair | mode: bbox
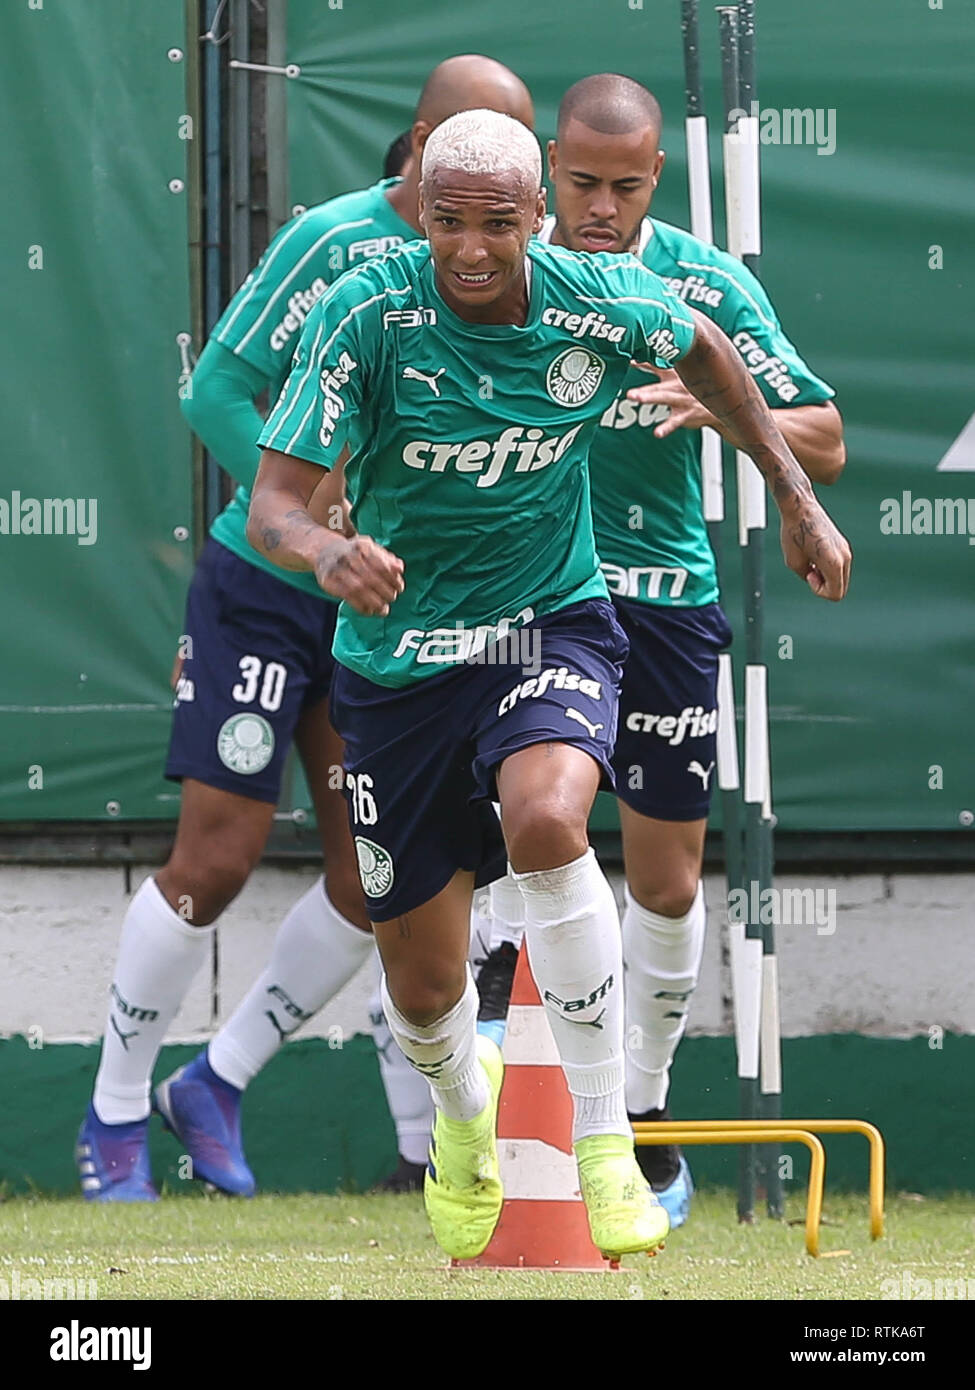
[383,130,413,180]
[557,74,662,139]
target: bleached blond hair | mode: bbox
[421,108,542,195]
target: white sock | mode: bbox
[93,876,212,1124]
[511,848,628,1143]
[208,876,372,1090]
[623,882,707,1113]
[488,871,526,950]
[380,969,487,1122]
[368,973,435,1166]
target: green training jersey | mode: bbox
[539,216,835,608]
[257,238,697,687]
[209,179,417,597]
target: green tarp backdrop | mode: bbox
[0,1,194,821]
[1,0,971,833]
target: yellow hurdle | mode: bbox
[634,1126,826,1256]
[633,1118,885,1256]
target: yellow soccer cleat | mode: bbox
[575,1133,671,1260]
[424,1035,504,1260]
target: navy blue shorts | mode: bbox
[330,598,628,921]
[165,537,338,803]
[611,598,733,821]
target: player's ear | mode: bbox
[652,148,666,190]
[533,185,547,232]
[547,138,558,182]
[417,183,426,230]
[411,120,431,163]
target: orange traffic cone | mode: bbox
[452,941,613,1271]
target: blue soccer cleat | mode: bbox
[474,941,518,1049]
[75,1104,158,1202]
[652,1153,694,1229]
[153,1049,256,1197]
[631,1106,694,1229]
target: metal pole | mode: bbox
[228,0,252,293]
[201,0,225,529]
[737,0,783,1221]
[681,7,750,1204]
[265,0,290,234]
[717,5,762,1224]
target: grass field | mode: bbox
[3,1188,973,1301]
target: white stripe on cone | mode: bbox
[502,1005,561,1066]
[497,1138,582,1200]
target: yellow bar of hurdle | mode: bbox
[633,1125,827,1257]
[634,1118,885,1243]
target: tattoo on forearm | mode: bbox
[681,333,810,505]
[261,527,281,552]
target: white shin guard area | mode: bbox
[622,881,707,1113]
[512,848,629,1141]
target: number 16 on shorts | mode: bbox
[346,773,394,899]
[347,772,378,826]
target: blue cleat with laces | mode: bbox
[75,1104,158,1202]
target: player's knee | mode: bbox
[158,846,257,925]
[628,871,698,920]
[386,968,468,1027]
[504,798,589,875]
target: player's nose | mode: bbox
[456,235,490,267]
[588,187,617,222]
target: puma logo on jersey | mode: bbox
[402,366,445,397]
[688,759,716,789]
[565,707,604,739]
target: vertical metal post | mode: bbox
[201,0,225,528]
[717,5,761,1224]
[680,2,748,1144]
[228,0,252,292]
[737,0,784,1221]
[265,0,290,234]
[183,0,207,551]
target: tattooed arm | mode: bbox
[633,309,852,600]
[246,448,404,616]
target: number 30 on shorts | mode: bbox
[232,655,288,713]
[346,772,378,826]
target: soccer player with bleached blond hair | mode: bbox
[75,59,534,1205]
[248,107,850,1261]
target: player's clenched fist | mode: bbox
[314,535,405,616]
[778,494,852,601]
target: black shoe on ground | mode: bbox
[629,1106,683,1191]
[373,1155,426,1193]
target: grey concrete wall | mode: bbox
[1,864,971,1045]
